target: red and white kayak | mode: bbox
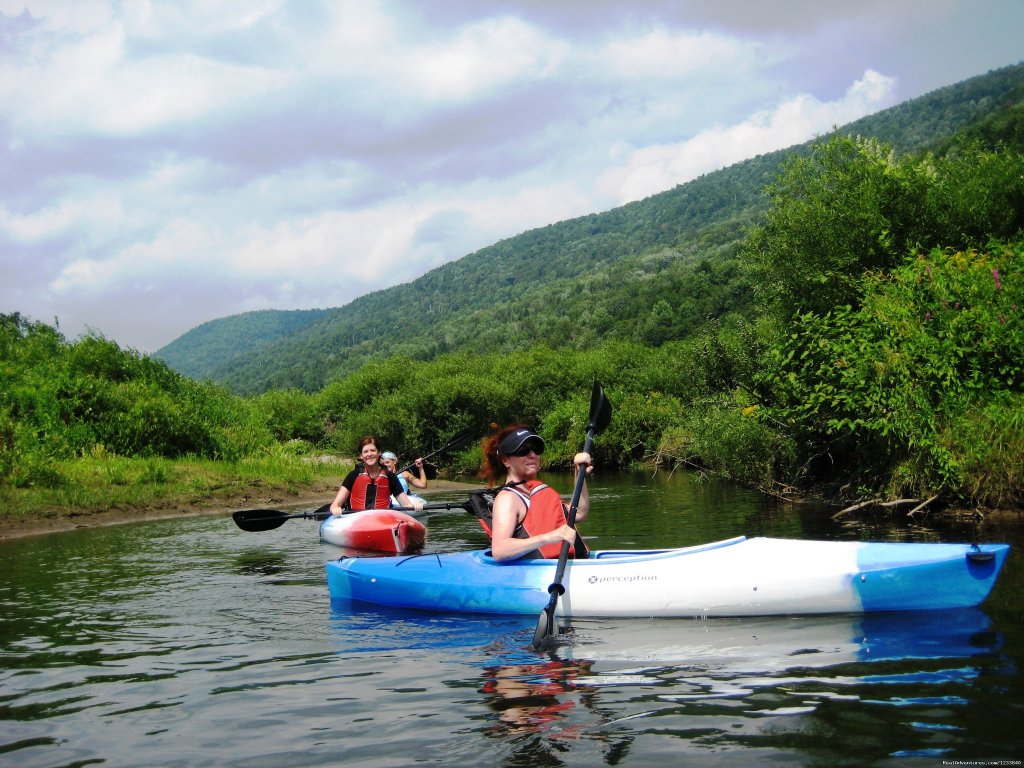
[319,509,426,553]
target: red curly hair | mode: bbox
[478,423,531,486]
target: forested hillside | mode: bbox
[152,308,328,385]
[6,64,1023,513]
[155,63,1024,394]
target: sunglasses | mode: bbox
[508,443,543,457]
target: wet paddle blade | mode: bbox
[532,603,555,648]
[231,509,291,532]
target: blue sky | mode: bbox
[2,0,1022,353]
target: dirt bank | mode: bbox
[0,478,483,541]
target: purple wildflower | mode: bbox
[993,268,1002,291]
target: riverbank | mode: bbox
[0,477,483,541]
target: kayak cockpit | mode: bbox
[592,535,747,560]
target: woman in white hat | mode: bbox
[380,451,428,495]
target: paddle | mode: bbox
[231,501,472,532]
[396,428,475,476]
[532,380,612,649]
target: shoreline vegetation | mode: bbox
[3,453,1019,542]
[0,454,482,540]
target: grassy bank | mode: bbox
[0,452,352,538]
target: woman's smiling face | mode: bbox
[360,443,380,467]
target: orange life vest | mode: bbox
[348,468,397,510]
[477,480,588,559]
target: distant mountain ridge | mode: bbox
[156,308,328,382]
[155,62,1024,394]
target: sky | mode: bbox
[2,1,1023,354]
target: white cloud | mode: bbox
[1,1,1020,353]
[600,69,898,204]
[408,16,569,102]
[2,195,124,243]
[598,27,757,79]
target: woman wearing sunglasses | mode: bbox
[478,425,592,561]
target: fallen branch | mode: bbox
[879,498,921,508]
[907,493,940,517]
[831,498,881,520]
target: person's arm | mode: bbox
[570,451,592,523]
[330,470,357,515]
[405,458,428,489]
[490,493,576,561]
[389,472,424,512]
[330,486,350,516]
[394,491,424,512]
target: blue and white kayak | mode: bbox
[326,536,1009,617]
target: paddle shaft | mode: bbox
[533,380,611,648]
[232,500,470,532]
[542,432,594,601]
[396,428,474,476]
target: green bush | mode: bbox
[756,242,1023,501]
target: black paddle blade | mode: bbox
[532,382,612,649]
[232,509,291,532]
[444,427,476,452]
[397,428,476,475]
[232,504,331,531]
[589,380,612,434]
[532,602,556,648]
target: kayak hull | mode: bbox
[325,536,1010,617]
[319,510,426,554]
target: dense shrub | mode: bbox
[755,243,1023,503]
[0,314,277,484]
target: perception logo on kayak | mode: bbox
[588,574,657,584]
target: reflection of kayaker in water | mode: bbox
[480,658,595,738]
[478,425,593,561]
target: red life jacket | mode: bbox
[349,469,394,510]
[478,480,588,559]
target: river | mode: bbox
[1,471,1022,767]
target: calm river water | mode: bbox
[2,471,1022,767]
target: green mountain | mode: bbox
[155,308,329,389]
[155,63,1024,394]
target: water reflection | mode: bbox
[555,609,1002,668]
[481,657,595,738]
[324,601,1012,762]
[234,550,288,576]
[477,651,638,767]
[1,471,1020,767]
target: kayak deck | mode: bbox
[326,536,1010,618]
